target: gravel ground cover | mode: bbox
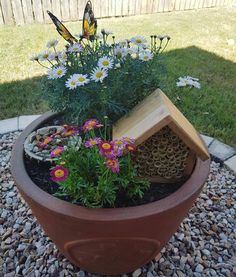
[0,132,236,277]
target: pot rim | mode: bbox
[11,111,210,221]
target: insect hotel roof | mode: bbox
[113,89,210,161]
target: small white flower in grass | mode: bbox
[46,39,59,48]
[73,74,90,86]
[176,76,201,89]
[65,75,78,90]
[68,43,83,53]
[98,56,114,69]
[90,67,108,83]
[54,65,67,79]
[47,68,56,80]
[139,50,153,61]
[130,36,147,47]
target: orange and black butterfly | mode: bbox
[82,1,97,41]
[47,10,78,44]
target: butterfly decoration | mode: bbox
[82,1,97,41]
[47,10,78,44]
[47,1,97,43]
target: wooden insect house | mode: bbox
[113,89,210,183]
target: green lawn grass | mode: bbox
[0,7,235,146]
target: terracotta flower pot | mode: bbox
[11,112,210,275]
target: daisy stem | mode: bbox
[53,46,57,55]
[37,61,50,69]
[47,59,54,66]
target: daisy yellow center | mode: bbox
[57,69,63,75]
[136,39,142,43]
[91,140,97,145]
[60,161,66,165]
[78,77,85,82]
[43,137,51,144]
[144,56,148,60]
[115,140,123,146]
[43,54,49,58]
[70,81,76,85]
[55,169,65,178]
[102,143,111,150]
[88,121,96,126]
[53,149,61,155]
[102,60,109,66]
[95,72,103,78]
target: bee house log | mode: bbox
[113,89,210,183]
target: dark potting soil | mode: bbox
[24,114,185,208]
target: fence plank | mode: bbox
[42,0,52,23]
[140,0,147,13]
[122,0,129,15]
[174,0,181,10]
[78,0,85,19]
[146,0,153,13]
[69,0,78,20]
[115,0,122,16]
[51,0,61,18]
[0,2,4,24]
[12,0,25,24]
[128,0,136,14]
[108,0,115,16]
[135,0,142,14]
[101,0,109,17]
[61,0,70,21]
[158,0,165,11]
[21,0,34,23]
[1,0,14,24]
[93,0,101,17]
[32,0,44,23]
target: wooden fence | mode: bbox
[0,0,233,25]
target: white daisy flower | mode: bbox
[127,47,138,55]
[65,75,78,90]
[90,67,108,83]
[48,52,56,61]
[130,36,147,47]
[30,54,40,61]
[115,63,121,69]
[118,40,128,47]
[68,43,83,53]
[114,46,127,59]
[54,65,67,79]
[46,39,59,48]
[98,56,114,69]
[73,74,90,86]
[39,51,51,61]
[139,50,153,61]
[47,68,56,80]
[57,51,68,64]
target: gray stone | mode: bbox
[18,115,41,130]
[224,155,236,173]
[0,117,18,134]
[200,134,214,147]
[195,264,204,273]
[132,268,142,277]
[209,139,236,161]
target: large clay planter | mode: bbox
[11,112,210,275]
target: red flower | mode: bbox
[106,158,120,173]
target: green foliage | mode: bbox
[54,145,150,208]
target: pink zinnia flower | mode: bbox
[62,125,79,137]
[84,137,101,148]
[82,119,103,132]
[106,158,120,173]
[50,146,65,158]
[42,136,53,145]
[50,165,69,182]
